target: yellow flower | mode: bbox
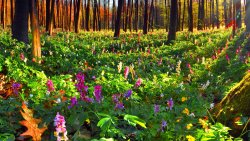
[181,97,188,102]
[186,135,195,141]
[182,108,190,115]
[186,123,193,130]
[199,118,208,129]
[85,119,91,124]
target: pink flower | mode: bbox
[226,54,230,63]
[47,79,55,92]
[54,112,68,141]
[20,53,25,61]
[94,85,102,103]
[124,66,129,79]
[135,78,143,88]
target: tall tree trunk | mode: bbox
[177,0,180,31]
[93,0,97,31]
[12,0,29,44]
[143,0,148,34]
[98,0,101,31]
[182,0,186,31]
[165,0,169,32]
[211,0,215,28]
[149,0,154,32]
[229,0,232,25]
[223,0,228,26]
[135,0,139,32]
[108,0,110,30]
[246,0,250,32]
[188,0,193,32]
[114,0,124,37]
[46,0,50,31]
[215,0,220,28]
[74,0,81,33]
[129,0,133,32]
[232,0,236,35]
[10,0,14,24]
[1,0,5,29]
[236,0,241,28]
[69,0,73,31]
[112,0,116,31]
[49,0,55,35]
[198,0,205,30]
[85,0,90,31]
[29,0,41,63]
[168,0,178,42]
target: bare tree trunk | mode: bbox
[232,0,236,35]
[149,0,154,32]
[236,0,241,28]
[188,0,193,32]
[182,0,186,31]
[246,0,250,32]
[46,0,50,32]
[12,0,29,44]
[1,0,5,29]
[10,0,14,24]
[168,0,178,41]
[212,0,215,28]
[143,0,148,34]
[74,0,81,33]
[112,0,116,31]
[29,0,41,63]
[215,0,220,28]
[135,0,139,32]
[108,0,110,30]
[114,0,124,37]
[85,0,90,31]
[69,0,73,31]
[93,0,97,31]
[49,0,55,35]
[129,0,133,32]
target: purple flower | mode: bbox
[112,94,121,103]
[94,85,102,103]
[68,97,78,109]
[83,96,94,103]
[12,83,21,95]
[135,78,143,88]
[167,98,174,110]
[75,73,85,92]
[115,102,124,110]
[161,120,167,132]
[154,104,160,114]
[46,80,55,92]
[54,112,68,141]
[124,90,132,99]
[124,66,129,79]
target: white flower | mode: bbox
[210,103,215,109]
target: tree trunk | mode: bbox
[49,0,55,35]
[168,0,178,42]
[69,0,73,31]
[135,0,138,32]
[223,0,228,26]
[1,0,5,29]
[108,0,110,30]
[125,0,130,32]
[12,0,29,44]
[46,0,50,32]
[10,0,14,24]
[213,73,250,137]
[215,0,219,28]
[232,0,236,35]
[143,0,148,34]
[29,0,41,63]
[93,0,97,31]
[246,0,250,32]
[236,0,241,28]
[74,0,81,33]
[114,0,124,37]
[85,0,90,31]
[182,0,186,31]
[149,0,154,32]
[177,0,180,31]
[188,0,193,32]
[211,0,215,28]
[112,0,116,31]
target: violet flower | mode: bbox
[161,120,167,132]
[68,97,78,109]
[167,98,174,110]
[94,85,102,103]
[124,90,132,99]
[115,102,124,110]
[12,83,21,95]
[112,94,121,103]
[154,104,160,114]
[54,112,68,141]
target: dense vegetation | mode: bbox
[0,28,249,140]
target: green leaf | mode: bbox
[97,117,112,132]
[124,114,147,129]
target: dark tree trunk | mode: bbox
[165,0,169,32]
[49,0,55,35]
[74,0,81,33]
[135,0,139,32]
[129,0,133,32]
[46,0,50,31]
[182,0,186,31]
[10,0,14,24]
[168,0,178,42]
[97,0,101,31]
[85,0,90,31]
[12,0,29,44]
[29,0,41,62]
[177,0,180,31]
[188,0,193,32]
[112,0,116,31]
[114,0,124,37]
[236,0,241,28]
[143,0,148,34]
[198,0,205,30]
[125,0,130,32]
[149,0,154,32]
[108,0,110,30]
[1,0,5,29]
[224,0,228,26]
[215,0,220,28]
[212,0,215,28]
[232,0,236,35]
[246,0,250,32]
[69,0,73,31]
[93,0,97,31]
[229,0,232,25]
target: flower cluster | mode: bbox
[12,82,21,95]
[112,94,124,110]
[134,78,143,88]
[75,72,93,103]
[54,112,68,141]
[46,79,55,92]
[68,97,77,109]
[94,85,103,103]
[124,66,129,79]
[167,98,174,110]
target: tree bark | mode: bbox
[114,0,124,37]
[236,0,241,28]
[182,0,186,31]
[213,73,250,137]
[85,0,90,31]
[246,0,250,32]
[223,0,228,26]
[143,0,148,34]
[168,0,178,42]
[188,0,193,32]
[74,0,81,33]
[135,0,138,32]
[112,0,116,31]
[215,0,220,28]
[12,0,29,44]
[46,0,50,31]
[49,0,55,35]
[29,0,41,63]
